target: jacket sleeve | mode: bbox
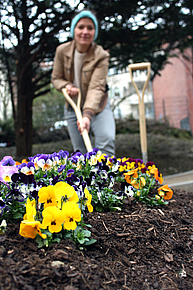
[51,46,73,91]
[82,55,109,119]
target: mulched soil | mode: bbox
[0,189,193,290]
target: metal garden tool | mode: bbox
[128,62,151,164]
[62,88,92,152]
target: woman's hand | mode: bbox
[77,117,90,134]
[66,85,79,98]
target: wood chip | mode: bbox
[128,248,135,255]
[164,253,173,262]
[147,227,154,232]
[158,209,165,215]
[117,232,131,237]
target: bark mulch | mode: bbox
[0,189,193,290]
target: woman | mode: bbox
[51,10,115,156]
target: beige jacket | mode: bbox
[51,40,110,119]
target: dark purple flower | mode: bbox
[108,172,116,178]
[128,158,138,167]
[98,160,109,172]
[58,150,69,159]
[146,161,155,167]
[137,159,144,164]
[37,180,47,187]
[30,190,38,199]
[0,199,5,208]
[108,156,117,163]
[51,175,63,185]
[65,174,80,186]
[141,167,147,174]
[58,165,66,173]
[85,172,96,186]
[67,169,74,176]
[121,181,128,190]
[11,172,30,184]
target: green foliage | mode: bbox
[0,182,26,222]
[116,119,193,139]
[72,224,97,248]
[33,88,65,130]
[91,187,123,212]
[35,223,97,249]
[35,230,62,248]
[0,118,15,143]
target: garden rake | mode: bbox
[62,88,93,152]
[128,62,151,164]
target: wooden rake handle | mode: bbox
[62,88,92,152]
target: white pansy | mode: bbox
[125,186,134,197]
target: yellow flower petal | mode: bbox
[38,185,58,208]
[55,182,79,203]
[62,202,81,231]
[19,220,46,239]
[42,206,65,233]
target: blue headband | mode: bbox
[70,11,98,41]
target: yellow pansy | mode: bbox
[84,188,93,213]
[23,198,36,221]
[54,181,79,208]
[62,202,81,231]
[41,206,65,233]
[38,185,58,208]
[19,220,46,239]
[139,176,146,188]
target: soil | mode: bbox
[0,121,193,289]
[0,189,193,290]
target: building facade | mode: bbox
[107,68,154,121]
[152,48,193,132]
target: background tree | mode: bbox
[84,0,193,75]
[0,0,192,158]
[0,0,74,158]
[0,79,10,121]
[33,88,65,131]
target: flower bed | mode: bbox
[1,149,193,290]
[0,148,173,249]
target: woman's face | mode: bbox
[74,17,95,52]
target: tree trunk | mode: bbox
[15,93,33,160]
[15,54,34,160]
